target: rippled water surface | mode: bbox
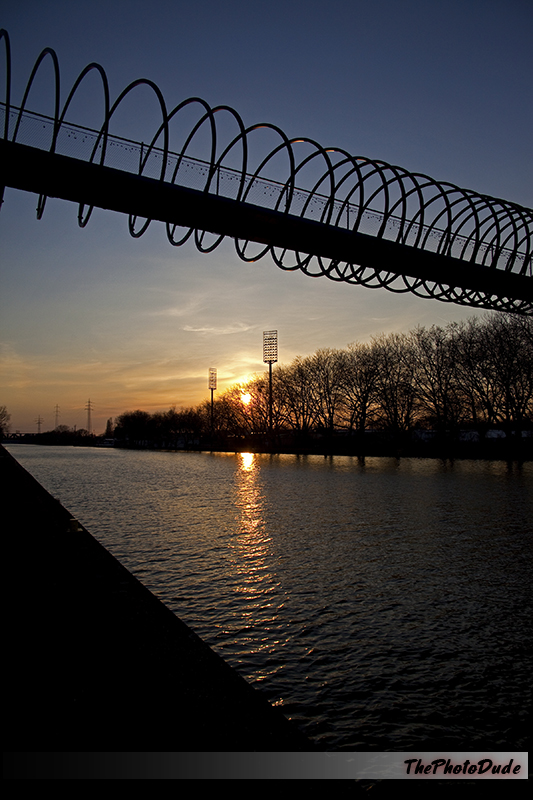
[8,444,532,750]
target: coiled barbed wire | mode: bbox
[1,29,531,314]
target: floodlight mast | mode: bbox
[263,331,278,435]
[208,368,217,442]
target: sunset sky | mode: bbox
[1,0,532,434]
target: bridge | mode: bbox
[1,29,531,315]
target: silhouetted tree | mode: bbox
[1,405,11,437]
[276,357,317,436]
[454,317,501,434]
[307,348,345,436]
[411,324,464,436]
[338,342,380,436]
[372,333,419,435]
[114,410,152,445]
[479,313,533,435]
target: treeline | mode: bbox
[112,314,532,456]
[10,427,98,446]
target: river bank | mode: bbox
[4,429,533,461]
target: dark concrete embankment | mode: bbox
[1,444,313,754]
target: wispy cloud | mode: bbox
[182,322,257,335]
[146,297,205,318]
[0,344,36,389]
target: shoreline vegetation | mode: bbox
[4,313,532,461]
[4,430,532,462]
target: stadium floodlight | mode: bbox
[208,368,217,442]
[263,331,278,434]
[263,330,278,364]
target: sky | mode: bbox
[1,0,532,434]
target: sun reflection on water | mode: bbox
[240,451,255,472]
[234,452,265,539]
[228,453,282,639]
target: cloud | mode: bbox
[147,298,205,318]
[182,322,257,335]
[0,344,38,389]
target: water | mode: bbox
[6,444,532,751]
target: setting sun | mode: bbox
[241,392,252,405]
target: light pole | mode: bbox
[85,398,93,435]
[263,330,278,435]
[208,368,217,441]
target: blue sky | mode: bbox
[1,0,532,433]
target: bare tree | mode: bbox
[454,316,504,434]
[372,333,419,435]
[276,357,317,436]
[411,324,465,436]
[114,410,153,445]
[0,405,11,437]
[480,314,533,435]
[337,341,380,436]
[307,348,346,436]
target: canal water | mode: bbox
[7,444,532,751]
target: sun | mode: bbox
[241,392,252,405]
